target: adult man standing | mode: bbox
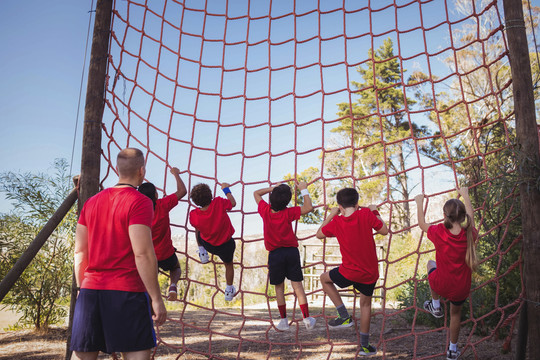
[71,148,167,360]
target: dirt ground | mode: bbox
[0,307,518,359]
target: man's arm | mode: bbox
[74,224,89,288]
[414,194,431,233]
[129,224,167,326]
[221,182,236,208]
[171,167,187,200]
[253,186,274,205]
[316,207,339,239]
[297,181,313,215]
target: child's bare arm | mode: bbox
[221,182,236,208]
[368,204,389,235]
[457,186,474,222]
[170,167,187,200]
[297,181,313,215]
[316,207,339,239]
[253,186,274,205]
[414,194,430,232]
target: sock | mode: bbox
[278,304,287,319]
[300,303,309,318]
[449,342,458,352]
[432,298,441,309]
[337,304,349,319]
[226,284,234,291]
[198,245,206,253]
[360,332,369,347]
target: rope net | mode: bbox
[99,0,537,358]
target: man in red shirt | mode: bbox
[254,182,316,331]
[189,182,237,301]
[71,148,166,360]
[138,166,187,301]
[316,187,388,356]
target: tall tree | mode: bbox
[0,159,77,330]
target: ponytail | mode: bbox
[464,213,478,271]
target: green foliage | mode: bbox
[283,167,323,224]
[0,159,77,330]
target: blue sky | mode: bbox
[1,0,533,236]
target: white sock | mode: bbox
[432,298,441,309]
[199,246,207,253]
[449,342,457,352]
[226,284,234,291]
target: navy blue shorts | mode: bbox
[158,253,180,271]
[70,289,156,353]
[268,247,304,285]
[198,233,236,263]
[329,267,376,297]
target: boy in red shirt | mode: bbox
[189,182,237,301]
[254,182,316,331]
[138,166,187,301]
[316,187,388,356]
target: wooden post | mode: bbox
[502,1,540,359]
[65,0,113,358]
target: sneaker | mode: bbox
[446,348,461,360]
[423,300,444,318]
[197,248,210,264]
[276,317,289,331]
[303,316,316,330]
[328,315,353,328]
[224,285,236,301]
[167,284,178,301]
[359,344,377,356]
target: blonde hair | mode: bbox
[443,199,478,271]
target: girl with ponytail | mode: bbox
[415,187,478,360]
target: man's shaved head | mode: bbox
[117,148,145,178]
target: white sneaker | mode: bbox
[197,248,210,264]
[303,316,316,330]
[224,285,236,301]
[276,318,289,331]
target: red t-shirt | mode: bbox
[151,194,178,261]
[78,187,154,292]
[427,223,475,301]
[189,197,234,246]
[257,200,301,252]
[322,208,383,284]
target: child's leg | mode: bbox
[291,281,310,319]
[224,261,234,286]
[170,265,181,286]
[320,271,344,307]
[449,303,463,346]
[426,260,440,301]
[359,293,372,335]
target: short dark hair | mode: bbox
[117,148,145,178]
[190,183,212,207]
[138,182,157,209]
[336,188,359,208]
[269,184,292,212]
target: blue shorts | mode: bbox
[70,289,156,353]
[268,247,304,285]
[329,267,376,297]
[198,233,236,263]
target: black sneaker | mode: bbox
[423,300,444,318]
[328,315,353,328]
[446,348,461,360]
[359,344,377,356]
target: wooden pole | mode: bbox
[0,184,78,303]
[502,1,540,359]
[65,0,113,358]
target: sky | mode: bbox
[1,0,536,236]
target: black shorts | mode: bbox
[329,267,376,297]
[71,289,156,353]
[268,247,304,285]
[158,253,180,271]
[198,233,236,263]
